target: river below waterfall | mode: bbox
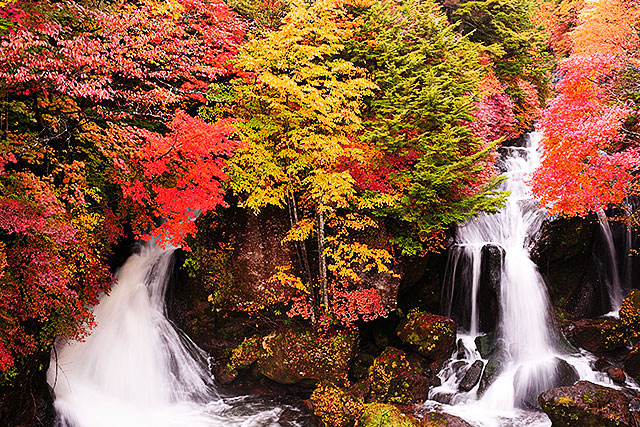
[47,243,312,427]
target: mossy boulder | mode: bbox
[310,382,363,427]
[367,347,430,405]
[539,380,636,427]
[358,403,418,427]
[397,310,456,362]
[358,405,473,427]
[255,327,358,385]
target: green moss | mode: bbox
[358,403,417,427]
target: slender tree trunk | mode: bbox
[288,192,317,322]
[316,207,328,308]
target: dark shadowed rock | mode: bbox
[459,360,484,392]
[474,333,496,359]
[568,317,625,353]
[624,344,640,383]
[478,356,503,396]
[539,381,636,427]
[479,244,504,332]
[397,311,456,363]
[607,366,627,384]
[554,358,580,387]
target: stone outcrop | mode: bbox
[539,381,637,427]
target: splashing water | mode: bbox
[47,242,304,427]
[432,133,617,426]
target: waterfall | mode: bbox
[47,241,292,427]
[430,133,610,426]
[596,210,624,313]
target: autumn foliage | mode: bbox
[0,0,242,374]
[0,0,552,381]
[531,0,640,216]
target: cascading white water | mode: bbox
[428,133,614,426]
[597,210,625,314]
[47,241,295,427]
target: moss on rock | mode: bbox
[358,403,418,427]
[255,327,358,385]
[397,310,456,362]
[367,347,430,405]
[539,380,635,427]
[310,382,363,427]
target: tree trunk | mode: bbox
[288,192,317,322]
[316,208,329,308]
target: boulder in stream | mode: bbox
[397,310,456,363]
[478,356,503,395]
[420,412,473,427]
[539,380,637,427]
[458,360,484,392]
[474,333,496,359]
[478,244,504,332]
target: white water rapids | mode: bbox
[47,242,300,427]
[429,133,621,426]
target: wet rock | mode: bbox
[539,380,636,427]
[420,412,473,427]
[532,215,607,318]
[554,358,580,387]
[606,366,627,384]
[459,360,483,392]
[255,327,358,385]
[451,360,466,373]
[478,244,504,333]
[555,332,580,355]
[397,310,456,363]
[368,347,430,405]
[513,358,579,409]
[478,356,503,395]
[568,318,625,353]
[474,333,496,359]
[456,339,466,359]
[358,403,417,427]
[624,344,640,382]
[310,382,363,427]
